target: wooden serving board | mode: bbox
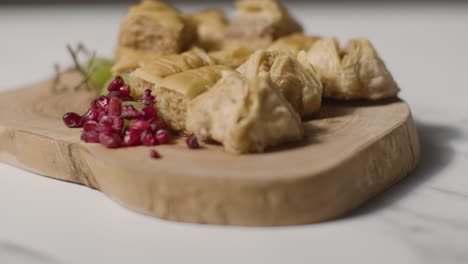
[0,71,420,226]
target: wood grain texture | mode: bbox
[0,71,420,226]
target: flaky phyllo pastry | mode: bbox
[130,47,216,96]
[111,0,401,153]
[114,0,197,73]
[305,37,400,100]
[132,64,230,131]
[187,71,304,154]
[117,0,196,54]
[225,0,303,50]
[189,8,227,51]
[237,50,322,117]
[112,47,161,74]
[267,33,320,56]
[208,43,254,68]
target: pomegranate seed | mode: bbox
[96,124,112,134]
[141,106,157,119]
[81,131,99,143]
[155,129,171,144]
[139,89,155,106]
[140,130,156,146]
[99,132,122,148]
[121,105,141,120]
[83,121,98,132]
[90,99,99,109]
[107,76,124,92]
[123,129,140,146]
[112,117,123,132]
[186,134,200,149]
[119,84,131,97]
[82,107,100,122]
[129,120,150,131]
[63,112,83,128]
[96,116,113,133]
[98,110,107,121]
[121,96,135,102]
[148,118,167,132]
[142,89,152,97]
[108,97,122,116]
[99,116,113,126]
[155,119,167,129]
[96,96,110,111]
[108,91,121,98]
[149,149,161,159]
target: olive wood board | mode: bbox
[0,71,420,226]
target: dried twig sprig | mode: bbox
[51,43,98,94]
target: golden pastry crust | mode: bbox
[267,33,320,56]
[237,50,322,116]
[225,0,303,50]
[130,47,217,96]
[187,71,303,154]
[115,0,197,68]
[305,37,400,100]
[112,47,161,74]
[154,65,231,131]
[208,43,254,68]
[189,8,227,51]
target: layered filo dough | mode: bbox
[112,47,161,74]
[113,0,402,154]
[208,43,254,68]
[305,37,400,100]
[267,33,320,56]
[115,0,197,72]
[186,71,304,154]
[130,65,231,131]
[225,0,303,50]
[237,50,322,117]
[189,8,227,51]
[130,47,217,96]
[133,65,230,131]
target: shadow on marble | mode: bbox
[0,241,61,264]
[349,119,464,216]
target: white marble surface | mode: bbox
[0,2,467,264]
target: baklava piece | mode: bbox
[133,65,231,131]
[237,50,322,117]
[115,0,197,71]
[305,37,400,100]
[186,71,304,154]
[189,8,227,51]
[208,43,254,68]
[225,0,303,50]
[112,47,161,74]
[130,47,217,96]
[267,33,320,56]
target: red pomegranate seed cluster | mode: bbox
[63,76,172,150]
[63,76,201,157]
